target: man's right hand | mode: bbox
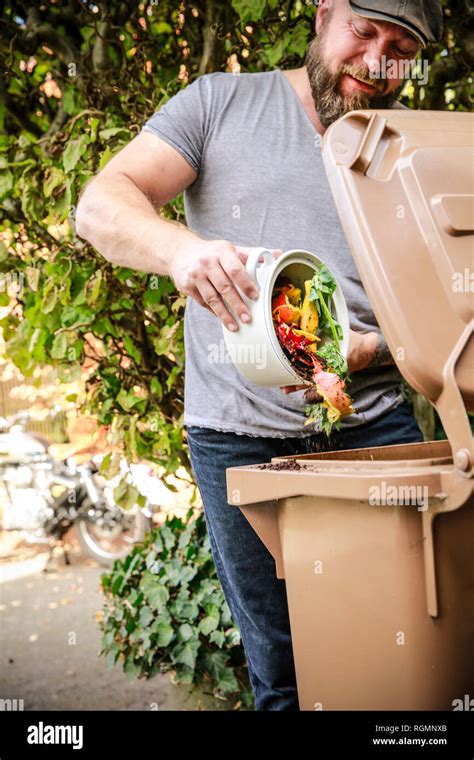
[169,239,282,332]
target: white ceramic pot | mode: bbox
[222,248,350,387]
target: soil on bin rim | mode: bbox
[254,460,386,472]
[256,460,302,471]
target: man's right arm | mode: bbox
[75,132,198,275]
[75,132,272,331]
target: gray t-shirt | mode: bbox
[141,69,405,438]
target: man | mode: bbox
[76,0,443,710]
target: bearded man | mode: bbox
[76,0,443,711]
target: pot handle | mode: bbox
[245,248,275,290]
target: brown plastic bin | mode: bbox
[226,109,474,710]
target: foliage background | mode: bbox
[99,508,254,708]
[0,0,472,705]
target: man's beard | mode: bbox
[305,34,404,129]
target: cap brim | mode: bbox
[350,8,427,48]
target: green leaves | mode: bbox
[42,166,73,223]
[316,341,349,381]
[286,25,310,58]
[25,267,40,292]
[309,264,343,349]
[310,263,338,300]
[99,516,252,708]
[63,135,90,173]
[304,402,336,437]
[86,270,106,306]
[199,612,219,636]
[201,650,239,694]
[140,572,170,611]
[98,146,113,169]
[0,154,185,475]
[51,332,68,359]
[20,183,41,222]
[154,21,173,35]
[178,623,194,641]
[171,640,200,670]
[113,477,139,511]
[61,85,76,116]
[138,605,154,628]
[0,169,13,200]
[263,37,286,67]
[116,388,146,413]
[209,630,225,648]
[216,667,240,694]
[5,319,37,375]
[41,286,58,314]
[43,167,65,198]
[231,0,267,22]
[171,596,199,622]
[98,127,131,141]
[50,180,72,222]
[124,658,141,680]
[153,620,174,647]
[59,304,94,329]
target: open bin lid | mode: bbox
[321,109,473,472]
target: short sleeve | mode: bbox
[140,76,209,175]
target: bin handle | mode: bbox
[245,248,275,290]
[342,112,388,174]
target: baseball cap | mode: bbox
[349,1,444,47]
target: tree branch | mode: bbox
[92,13,112,72]
[198,0,226,75]
[24,7,79,68]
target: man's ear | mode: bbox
[315,0,334,35]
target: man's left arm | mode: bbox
[348,330,394,373]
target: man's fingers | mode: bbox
[281,385,308,394]
[226,248,273,301]
[189,244,284,331]
[217,256,259,309]
[233,247,252,264]
[281,385,324,403]
[235,245,272,257]
[235,246,283,264]
[189,288,214,313]
[196,279,239,331]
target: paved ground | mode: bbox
[0,535,231,711]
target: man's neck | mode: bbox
[280,66,327,136]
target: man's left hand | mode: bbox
[346,329,378,374]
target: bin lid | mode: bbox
[321,109,473,470]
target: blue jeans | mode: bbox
[186,401,424,711]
